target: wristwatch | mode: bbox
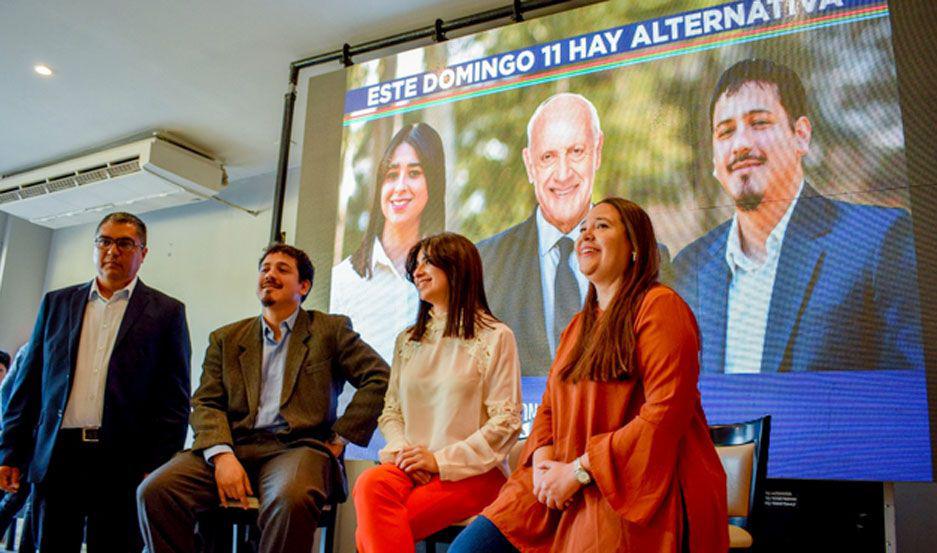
[573,456,592,485]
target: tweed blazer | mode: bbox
[191,309,389,452]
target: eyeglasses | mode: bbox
[94,236,143,253]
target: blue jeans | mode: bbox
[449,516,518,553]
[450,499,691,552]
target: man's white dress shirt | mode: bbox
[723,182,803,374]
[330,237,420,363]
[535,208,589,356]
[62,277,137,428]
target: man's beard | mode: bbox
[735,192,764,212]
[260,289,276,307]
[734,176,764,212]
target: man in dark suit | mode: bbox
[138,243,389,553]
[672,58,924,373]
[477,93,601,377]
[0,212,191,551]
[0,346,35,551]
[478,93,670,376]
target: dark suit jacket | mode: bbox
[672,184,925,373]
[477,214,552,376]
[478,211,672,376]
[0,280,192,482]
[190,308,388,455]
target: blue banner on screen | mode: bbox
[344,0,887,118]
[324,0,936,483]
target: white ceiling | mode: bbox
[0,0,522,182]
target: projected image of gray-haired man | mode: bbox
[477,94,601,377]
[477,93,671,377]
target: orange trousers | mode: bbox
[353,464,506,553]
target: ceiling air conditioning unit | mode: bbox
[0,135,226,229]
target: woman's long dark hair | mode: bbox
[351,122,446,279]
[557,197,660,382]
[404,232,497,341]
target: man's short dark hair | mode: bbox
[96,212,148,246]
[0,350,10,370]
[710,58,808,131]
[259,244,315,301]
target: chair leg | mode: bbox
[322,513,335,553]
[231,523,241,553]
[232,523,256,553]
[17,517,33,553]
[3,521,16,552]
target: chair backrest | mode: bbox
[709,415,771,529]
[717,442,755,517]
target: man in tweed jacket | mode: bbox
[138,244,389,553]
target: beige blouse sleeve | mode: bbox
[377,330,409,463]
[433,325,523,481]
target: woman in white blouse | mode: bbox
[353,232,522,553]
[329,122,446,363]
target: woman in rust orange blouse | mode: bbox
[449,197,728,553]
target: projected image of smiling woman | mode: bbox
[330,122,446,364]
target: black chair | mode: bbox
[709,415,771,551]
[208,499,337,553]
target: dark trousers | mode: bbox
[137,433,333,553]
[32,430,144,552]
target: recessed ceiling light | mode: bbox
[34,64,53,77]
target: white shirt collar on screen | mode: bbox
[724,180,804,275]
[535,206,582,258]
[371,236,403,278]
[534,206,590,356]
[723,180,803,374]
[328,237,421,364]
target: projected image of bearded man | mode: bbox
[673,58,924,374]
[712,76,804,217]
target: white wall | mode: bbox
[0,213,52,356]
